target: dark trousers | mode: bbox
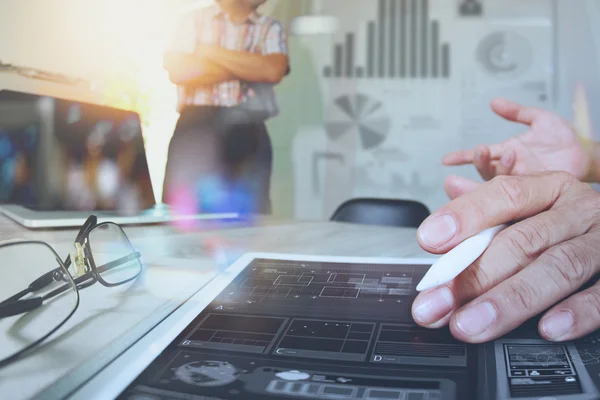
[162,106,272,214]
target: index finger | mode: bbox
[490,98,547,126]
[443,145,506,166]
[442,150,475,166]
[417,172,576,253]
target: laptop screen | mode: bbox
[0,89,155,213]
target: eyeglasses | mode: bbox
[0,215,142,368]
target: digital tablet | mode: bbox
[71,253,600,400]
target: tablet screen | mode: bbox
[116,258,478,400]
[0,90,155,213]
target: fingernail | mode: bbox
[413,286,455,325]
[456,301,497,337]
[418,215,457,248]
[541,311,574,340]
[501,152,514,166]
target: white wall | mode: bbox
[0,0,189,79]
[1,0,598,218]
[556,0,600,128]
[279,0,600,220]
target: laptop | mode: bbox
[0,89,239,228]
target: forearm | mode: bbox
[164,52,236,86]
[202,46,288,84]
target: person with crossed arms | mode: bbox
[162,0,288,215]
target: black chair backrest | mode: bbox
[330,198,431,228]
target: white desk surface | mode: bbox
[0,214,430,400]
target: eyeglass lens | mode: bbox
[87,223,142,285]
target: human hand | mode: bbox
[443,175,480,200]
[411,172,600,343]
[443,98,593,181]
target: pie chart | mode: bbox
[325,94,390,150]
[476,31,533,79]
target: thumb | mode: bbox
[444,175,480,200]
[490,98,545,126]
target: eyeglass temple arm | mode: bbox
[24,249,139,293]
[2,217,98,306]
[29,251,141,305]
[96,252,141,274]
[14,249,138,302]
[0,251,140,319]
[42,273,94,301]
[29,270,58,291]
[1,287,34,304]
[21,254,74,301]
[0,297,43,318]
[1,269,60,305]
[0,271,92,319]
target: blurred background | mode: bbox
[1,0,598,220]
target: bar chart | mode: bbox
[323,0,451,79]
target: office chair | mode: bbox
[330,198,431,228]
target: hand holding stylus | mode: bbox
[411,173,600,344]
[416,224,507,292]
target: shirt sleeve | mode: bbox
[166,12,196,53]
[261,20,288,56]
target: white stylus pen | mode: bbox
[416,224,508,292]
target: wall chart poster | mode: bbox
[292,0,556,220]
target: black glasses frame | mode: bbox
[0,241,79,368]
[0,215,142,368]
[65,215,141,289]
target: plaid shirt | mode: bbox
[168,4,288,119]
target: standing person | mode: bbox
[162,0,289,215]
